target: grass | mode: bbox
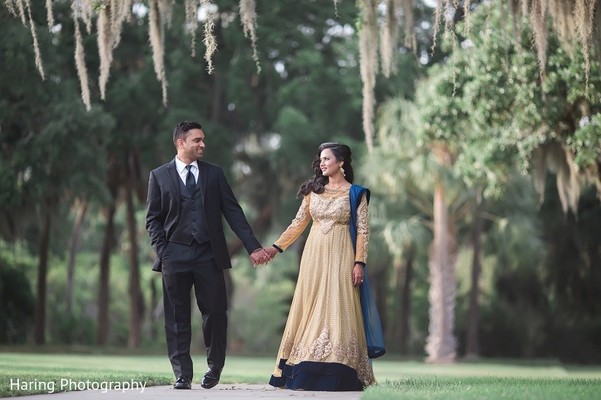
[0,352,278,397]
[368,358,601,400]
[1,352,600,398]
[0,352,172,397]
[363,377,601,400]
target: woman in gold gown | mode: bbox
[265,143,376,391]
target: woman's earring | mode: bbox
[341,167,346,177]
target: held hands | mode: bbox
[250,248,270,266]
[264,246,279,260]
[250,247,278,267]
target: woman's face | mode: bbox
[319,148,343,177]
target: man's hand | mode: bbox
[250,248,271,266]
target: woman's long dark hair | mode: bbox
[297,142,354,197]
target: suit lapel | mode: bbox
[167,159,181,201]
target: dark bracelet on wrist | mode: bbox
[354,261,366,267]
[273,244,283,253]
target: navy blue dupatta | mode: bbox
[349,185,386,359]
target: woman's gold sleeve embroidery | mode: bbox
[355,193,370,264]
[274,195,311,251]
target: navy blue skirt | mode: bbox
[269,359,363,391]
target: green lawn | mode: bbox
[1,352,600,398]
[368,358,601,400]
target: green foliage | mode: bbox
[0,257,35,344]
[369,2,601,363]
[0,3,115,243]
[273,106,316,168]
[2,0,598,365]
[229,240,298,354]
[417,3,601,199]
[536,182,601,363]
[45,251,103,345]
[568,114,601,168]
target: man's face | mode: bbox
[178,128,206,163]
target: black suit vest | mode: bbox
[169,177,209,245]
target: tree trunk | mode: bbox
[387,259,402,352]
[425,180,457,363]
[34,209,51,344]
[97,203,116,346]
[125,178,141,348]
[399,246,414,354]
[466,189,483,358]
[66,198,89,316]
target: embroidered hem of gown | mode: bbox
[269,359,363,391]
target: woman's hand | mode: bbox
[264,246,279,262]
[352,263,364,287]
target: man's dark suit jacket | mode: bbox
[146,158,261,272]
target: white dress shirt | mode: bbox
[175,157,198,185]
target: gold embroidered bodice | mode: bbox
[274,188,369,264]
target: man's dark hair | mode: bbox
[173,121,203,147]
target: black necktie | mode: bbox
[185,165,196,193]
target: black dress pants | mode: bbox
[161,242,228,380]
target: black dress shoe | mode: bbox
[174,376,191,389]
[201,368,221,389]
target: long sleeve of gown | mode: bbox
[274,195,312,251]
[355,193,370,264]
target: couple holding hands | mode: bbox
[146,121,382,392]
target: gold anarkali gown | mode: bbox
[268,188,376,391]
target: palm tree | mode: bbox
[365,98,468,362]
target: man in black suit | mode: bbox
[146,121,271,390]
